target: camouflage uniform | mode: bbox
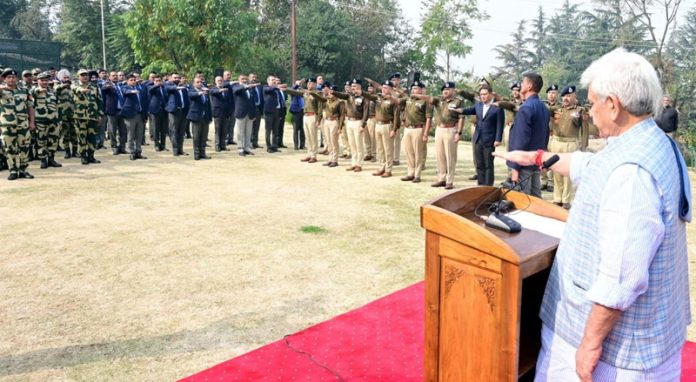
[55,81,78,158]
[31,83,61,167]
[71,77,103,164]
[0,86,33,177]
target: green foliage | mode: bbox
[8,0,53,41]
[123,0,256,76]
[300,225,327,234]
[417,0,487,81]
[54,0,104,68]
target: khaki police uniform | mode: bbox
[399,94,432,180]
[432,95,465,186]
[334,89,368,169]
[364,95,377,161]
[287,88,323,161]
[363,91,400,175]
[548,103,586,205]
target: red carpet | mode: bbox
[181,282,696,381]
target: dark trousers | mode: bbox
[264,110,280,149]
[149,111,168,149]
[291,112,305,149]
[96,117,106,147]
[252,106,263,146]
[278,109,286,146]
[474,142,495,186]
[518,167,542,197]
[214,116,228,150]
[168,109,186,155]
[124,115,144,155]
[107,114,127,151]
[226,117,235,143]
[191,120,209,158]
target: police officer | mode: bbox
[310,83,344,167]
[363,80,400,178]
[31,72,61,169]
[549,85,586,209]
[285,78,322,163]
[364,84,377,162]
[333,79,368,172]
[71,69,103,165]
[0,68,36,180]
[498,82,523,148]
[398,80,431,183]
[542,84,559,192]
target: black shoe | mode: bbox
[194,155,201,160]
[8,173,18,180]
[253,144,263,149]
[299,146,306,150]
[230,141,237,145]
[185,135,192,139]
[180,151,189,156]
[130,154,136,160]
[279,144,288,148]
[72,150,80,158]
[215,147,221,152]
[88,153,100,164]
[40,159,48,169]
[239,152,247,156]
[202,155,211,159]
[267,149,274,153]
[112,149,119,155]
[0,159,8,171]
[48,158,62,168]
[64,149,72,159]
[118,149,128,155]
[81,155,89,165]
[21,171,34,179]
[244,151,254,155]
[155,147,162,152]
[137,154,147,160]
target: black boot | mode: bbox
[0,157,8,171]
[40,158,48,169]
[88,151,100,164]
[64,148,71,159]
[48,153,62,168]
[81,152,89,165]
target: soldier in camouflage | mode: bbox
[31,72,62,169]
[0,69,7,172]
[55,69,78,159]
[0,68,36,180]
[71,69,103,165]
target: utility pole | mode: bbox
[291,0,297,83]
[100,0,107,70]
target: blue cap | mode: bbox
[510,82,521,90]
[411,80,425,88]
[382,80,393,88]
[546,84,559,93]
[389,72,401,80]
[561,85,576,97]
[441,81,455,90]
[351,78,362,86]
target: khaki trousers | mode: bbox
[403,127,425,177]
[548,137,577,204]
[346,119,364,167]
[470,123,477,172]
[325,119,339,162]
[375,122,394,172]
[364,117,377,158]
[435,126,458,184]
[587,138,607,153]
[393,127,403,162]
[303,115,318,159]
[340,123,350,156]
[321,119,330,152]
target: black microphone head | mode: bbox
[543,154,560,169]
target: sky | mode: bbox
[395,0,696,78]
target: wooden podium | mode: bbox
[420,186,568,381]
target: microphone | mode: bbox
[484,154,560,233]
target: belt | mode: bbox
[406,125,424,129]
[554,136,577,142]
[305,112,316,116]
[588,135,602,140]
[325,116,338,121]
[439,124,456,128]
[347,117,361,121]
[376,120,393,124]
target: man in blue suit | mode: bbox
[164,72,189,156]
[249,72,264,149]
[232,74,259,156]
[102,71,126,155]
[461,85,505,186]
[187,76,212,160]
[210,75,233,152]
[120,73,147,160]
[507,72,550,196]
[147,74,169,151]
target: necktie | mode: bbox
[135,90,141,112]
[255,88,260,106]
[179,89,184,107]
[116,86,123,109]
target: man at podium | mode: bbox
[495,48,692,381]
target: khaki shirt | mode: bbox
[286,88,323,123]
[553,104,586,139]
[363,92,400,131]
[431,96,464,127]
[71,81,103,121]
[0,87,31,128]
[334,91,369,126]
[30,86,57,123]
[499,97,523,125]
[399,96,432,127]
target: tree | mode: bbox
[493,21,531,84]
[124,0,256,76]
[417,0,487,81]
[9,0,53,41]
[54,0,105,68]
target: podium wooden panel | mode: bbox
[421,186,568,381]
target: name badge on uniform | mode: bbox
[416,102,424,108]
[447,102,457,110]
[355,97,362,106]
[384,100,391,106]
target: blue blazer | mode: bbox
[251,85,264,109]
[232,84,257,119]
[462,102,505,146]
[210,85,233,118]
[263,85,281,114]
[147,84,167,114]
[164,82,188,113]
[187,88,211,122]
[508,94,550,170]
[120,85,143,119]
[101,84,123,116]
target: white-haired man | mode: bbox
[496,48,692,381]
